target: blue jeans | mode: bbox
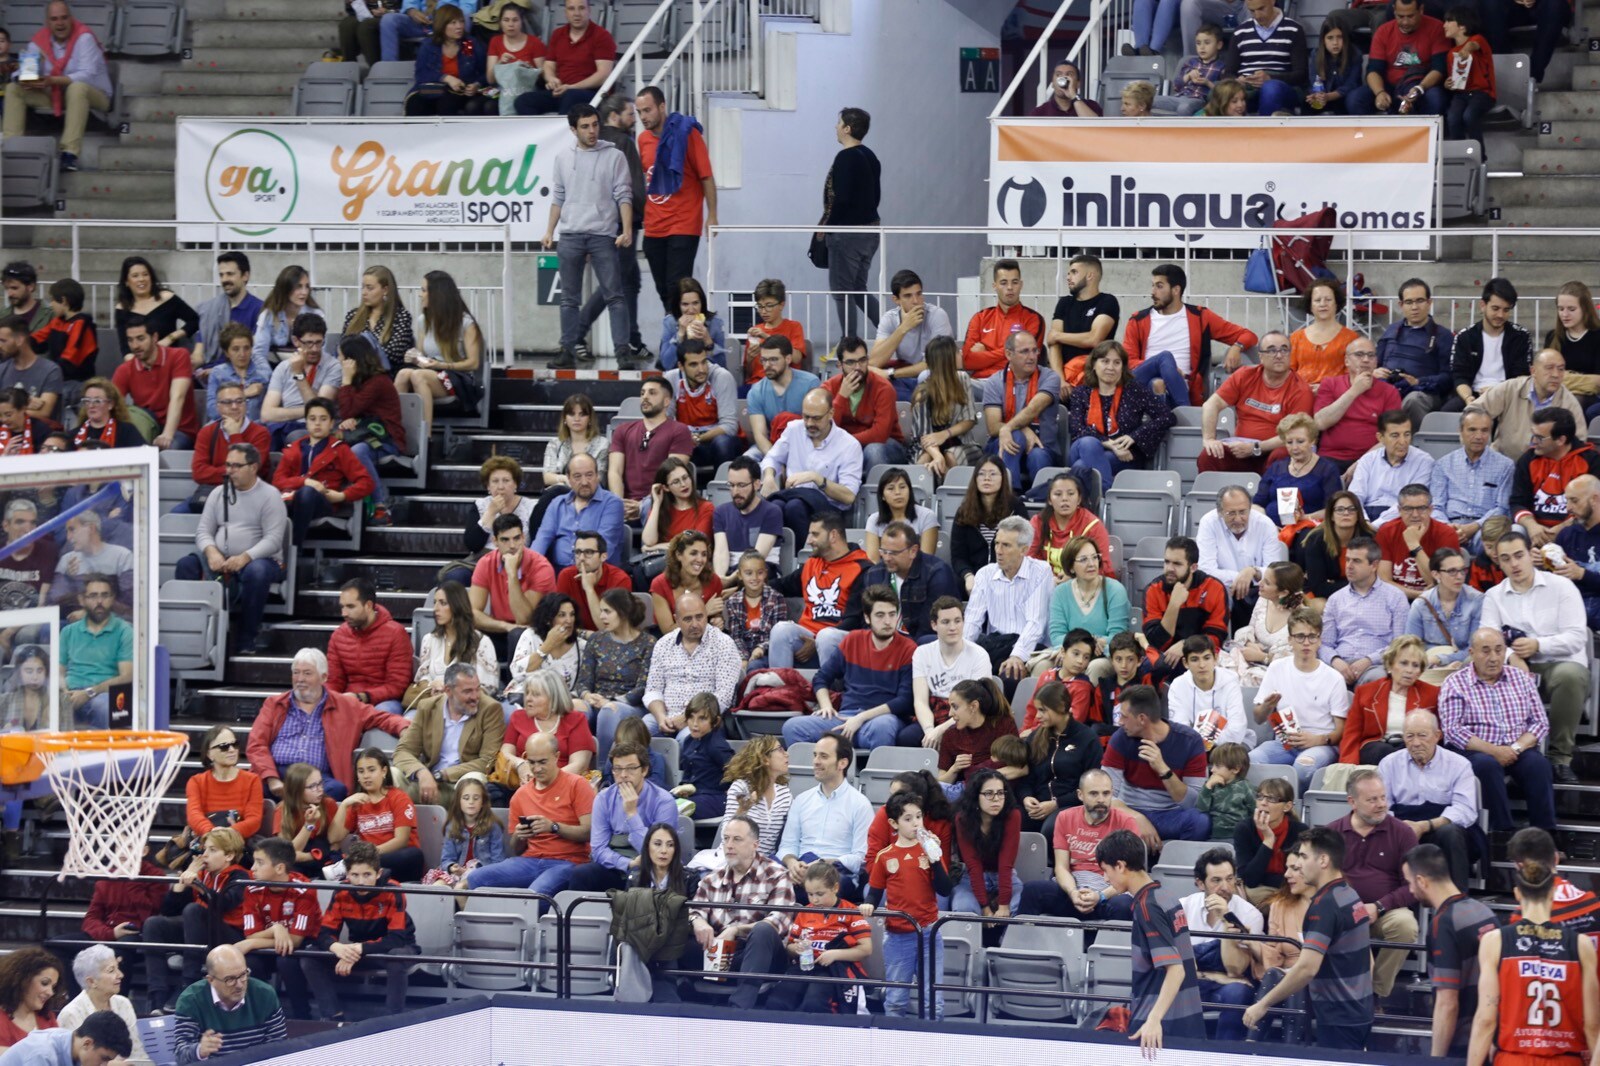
[692,432,746,471]
[770,486,844,543]
[350,441,390,504]
[516,87,588,115]
[1252,79,1302,115]
[768,620,845,671]
[951,872,1023,916]
[1458,746,1556,831]
[594,699,646,767]
[174,551,283,647]
[1139,805,1212,843]
[1201,974,1255,1041]
[781,711,901,751]
[379,11,429,61]
[74,691,110,729]
[1249,739,1338,792]
[467,856,577,903]
[987,433,1056,490]
[862,439,909,473]
[883,927,943,1020]
[1446,90,1495,146]
[1069,436,1129,495]
[577,229,642,348]
[1133,0,1180,49]
[558,231,628,355]
[1017,877,1136,921]
[1133,350,1189,407]
[1348,83,1447,115]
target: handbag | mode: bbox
[1242,245,1277,294]
[341,419,389,450]
[807,211,829,269]
[487,749,523,790]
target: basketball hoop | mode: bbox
[0,730,189,880]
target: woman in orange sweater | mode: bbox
[1289,278,1361,391]
[185,725,264,841]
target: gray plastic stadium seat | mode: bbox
[361,60,417,117]
[858,463,937,524]
[1010,676,1036,731]
[1098,54,1165,104]
[5,2,49,35]
[1415,410,1463,461]
[379,391,431,489]
[69,0,115,43]
[116,0,185,56]
[158,512,202,585]
[1125,536,1169,612]
[984,920,1087,1024]
[1295,0,1348,35]
[538,891,611,995]
[406,890,455,977]
[292,61,361,116]
[1015,831,1049,883]
[360,726,398,756]
[1249,761,1298,800]
[1082,930,1132,1026]
[1439,141,1486,220]
[1152,839,1231,885]
[1491,53,1534,128]
[937,464,975,516]
[650,736,681,788]
[1,137,58,210]
[1158,405,1226,489]
[160,579,226,683]
[414,804,448,870]
[1104,470,1180,546]
[446,911,533,990]
[940,919,987,1019]
[859,747,938,805]
[157,451,195,513]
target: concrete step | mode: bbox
[126,94,291,122]
[184,46,333,73]
[62,169,175,201]
[1471,234,1598,261]
[259,622,338,654]
[120,122,177,149]
[192,19,339,49]
[159,69,302,97]
[364,526,467,557]
[57,197,175,221]
[1488,173,1600,207]
[221,0,337,16]
[31,224,175,252]
[96,144,181,171]
[1532,91,1600,121]
[1521,148,1600,174]
[1488,205,1600,226]
[298,587,430,619]
[1538,121,1600,148]
[425,464,488,494]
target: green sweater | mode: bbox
[172,977,288,1064]
[1197,777,1256,841]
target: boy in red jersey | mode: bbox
[767,861,873,1014]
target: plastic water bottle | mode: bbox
[1309,76,1325,110]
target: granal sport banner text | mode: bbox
[175,117,572,242]
[988,117,1439,250]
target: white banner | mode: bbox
[174,117,572,242]
[988,117,1439,250]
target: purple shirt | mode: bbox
[1330,812,1418,912]
[270,692,329,773]
[1436,664,1548,748]
[1319,579,1409,664]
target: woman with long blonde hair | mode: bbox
[341,264,415,371]
[1549,280,1600,408]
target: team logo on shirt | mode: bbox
[805,575,844,622]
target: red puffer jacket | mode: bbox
[325,605,414,707]
[732,668,814,714]
[82,859,168,940]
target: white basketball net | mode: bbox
[42,740,188,880]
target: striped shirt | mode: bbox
[964,555,1054,661]
[1229,12,1308,77]
[1319,579,1409,665]
[1103,723,1209,815]
[1427,892,1497,1048]
[1130,880,1207,1036]
[1429,445,1514,526]
[1301,877,1374,1027]
[1436,663,1548,748]
[721,779,793,857]
[269,693,329,773]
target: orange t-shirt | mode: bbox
[1290,325,1361,387]
[640,126,713,238]
[743,319,808,383]
[508,771,596,863]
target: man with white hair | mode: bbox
[1197,485,1287,629]
[244,648,405,803]
[392,662,505,808]
[51,510,133,616]
[963,515,1054,687]
[1377,711,1479,890]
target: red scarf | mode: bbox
[75,419,113,448]
[30,20,97,116]
[1002,366,1042,424]
[0,421,32,455]
[1086,386,1121,437]
[1262,817,1291,875]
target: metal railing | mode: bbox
[32,873,1432,1029]
[994,0,1127,120]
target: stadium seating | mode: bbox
[292,61,361,116]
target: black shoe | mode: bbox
[574,341,593,361]
[1554,762,1581,785]
[551,347,578,369]
[1120,42,1136,55]
[59,152,79,172]
[236,635,264,656]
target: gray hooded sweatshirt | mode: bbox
[551,136,632,237]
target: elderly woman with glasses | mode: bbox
[1252,413,1341,526]
[1340,634,1440,765]
[1404,546,1483,682]
[1231,776,1306,908]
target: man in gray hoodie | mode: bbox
[175,441,289,654]
[545,102,633,369]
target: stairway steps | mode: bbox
[183,47,334,74]
[1488,173,1600,207]
[61,169,175,201]
[159,69,304,96]
[57,197,175,221]
[1522,148,1600,174]
[1530,91,1600,120]
[97,144,184,171]
[1538,120,1600,148]
[192,19,340,49]
[120,122,177,148]
[1470,233,1600,261]
[126,94,291,121]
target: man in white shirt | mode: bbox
[1197,485,1287,629]
[1178,848,1262,1042]
[1481,529,1591,784]
[1166,636,1250,747]
[760,388,864,541]
[1250,606,1352,790]
[910,596,993,749]
[963,516,1055,692]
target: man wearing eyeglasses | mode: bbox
[825,335,907,473]
[259,313,340,450]
[1375,279,1454,427]
[1468,348,1588,463]
[1177,848,1262,1041]
[531,452,626,571]
[58,575,129,730]
[1508,405,1600,550]
[553,530,631,630]
[1197,484,1286,629]
[761,388,864,541]
[171,944,287,1065]
[1376,483,1459,601]
[185,382,272,513]
[1313,336,1404,471]
[1199,331,1312,475]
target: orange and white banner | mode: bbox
[989,117,1438,249]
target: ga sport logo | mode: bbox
[204,129,299,237]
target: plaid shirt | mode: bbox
[1429,446,1514,526]
[691,854,796,935]
[1437,664,1548,748]
[270,692,329,772]
[723,585,788,660]
[1175,56,1227,99]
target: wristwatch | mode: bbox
[1159,769,1175,781]
[292,372,307,381]
[1251,441,1261,457]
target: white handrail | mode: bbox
[991,0,1114,119]
[589,0,676,105]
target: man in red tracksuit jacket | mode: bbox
[271,397,375,547]
[1510,406,1600,546]
[961,258,1046,380]
[83,852,168,945]
[1141,535,1229,683]
[325,577,414,715]
[188,381,273,509]
[1123,263,1258,407]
